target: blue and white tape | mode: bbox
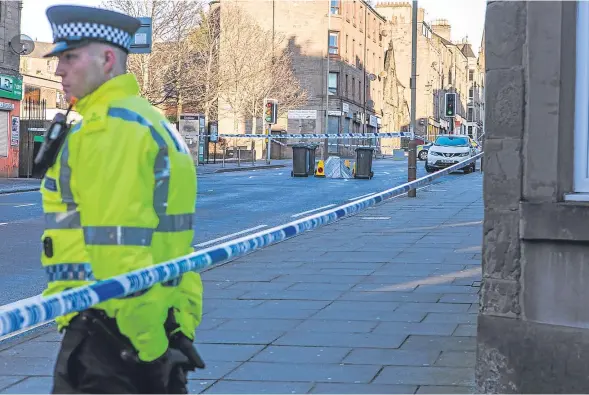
[0,153,482,337]
[207,132,414,139]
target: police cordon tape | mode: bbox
[207,132,415,139]
[0,153,482,337]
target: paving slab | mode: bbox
[0,172,483,393]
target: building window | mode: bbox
[358,80,362,102]
[468,107,473,122]
[469,69,474,82]
[352,38,356,64]
[352,77,356,99]
[345,74,349,97]
[330,0,340,15]
[468,126,473,138]
[353,0,356,24]
[572,1,589,194]
[469,87,474,100]
[345,34,349,57]
[328,72,338,95]
[329,31,339,55]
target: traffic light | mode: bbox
[445,92,456,117]
[264,98,278,124]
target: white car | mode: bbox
[425,135,477,174]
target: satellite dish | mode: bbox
[9,34,35,55]
[368,73,377,81]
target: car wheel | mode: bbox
[418,150,428,161]
[425,163,436,173]
[463,165,472,174]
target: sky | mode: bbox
[22,0,487,53]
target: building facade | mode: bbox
[478,1,589,391]
[217,0,388,158]
[457,39,484,142]
[0,1,23,178]
[376,2,480,141]
[20,42,71,119]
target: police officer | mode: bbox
[36,5,204,394]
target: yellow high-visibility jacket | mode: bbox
[40,73,203,362]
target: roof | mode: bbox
[458,43,476,58]
[24,42,56,59]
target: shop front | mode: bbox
[0,74,23,178]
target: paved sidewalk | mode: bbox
[0,171,482,394]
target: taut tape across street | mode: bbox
[203,132,413,139]
[0,153,482,337]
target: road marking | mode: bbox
[0,223,6,226]
[0,321,51,343]
[13,203,35,208]
[194,225,268,248]
[291,204,336,218]
[361,216,391,220]
[348,192,376,201]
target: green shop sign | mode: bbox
[0,75,22,100]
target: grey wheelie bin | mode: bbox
[307,144,319,176]
[354,146,375,179]
[291,143,311,177]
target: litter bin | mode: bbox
[307,144,318,176]
[354,146,375,179]
[291,143,311,177]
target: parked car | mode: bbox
[417,143,432,161]
[425,135,477,173]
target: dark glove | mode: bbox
[140,348,192,394]
[169,332,206,370]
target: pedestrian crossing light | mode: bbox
[264,98,278,124]
[445,92,456,117]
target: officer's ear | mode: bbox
[100,45,117,76]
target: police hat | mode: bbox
[44,5,141,58]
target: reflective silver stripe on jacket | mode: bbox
[46,263,94,282]
[157,213,193,232]
[83,226,153,246]
[44,212,192,232]
[44,211,81,229]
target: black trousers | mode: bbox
[51,312,186,394]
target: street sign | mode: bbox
[288,110,317,120]
[129,17,152,54]
[0,75,22,100]
[209,121,218,143]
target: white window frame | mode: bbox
[569,0,589,199]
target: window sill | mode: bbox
[564,193,589,202]
[521,201,589,242]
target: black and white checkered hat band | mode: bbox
[51,22,132,50]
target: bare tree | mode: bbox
[101,0,203,112]
[180,6,222,127]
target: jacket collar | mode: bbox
[74,73,140,116]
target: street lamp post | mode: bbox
[408,0,418,198]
